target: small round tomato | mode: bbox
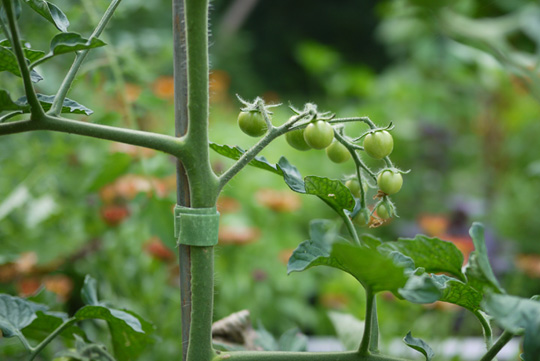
[353,211,370,226]
[376,204,391,219]
[238,111,267,137]
[377,170,403,195]
[345,179,363,198]
[326,140,351,163]
[286,128,311,151]
[363,130,393,159]
[303,121,334,149]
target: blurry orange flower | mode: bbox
[418,214,449,237]
[515,254,540,278]
[144,237,175,263]
[218,225,260,245]
[255,189,301,212]
[124,83,142,103]
[217,196,241,214]
[153,76,175,100]
[44,275,74,302]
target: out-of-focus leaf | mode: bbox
[327,311,363,350]
[23,0,69,32]
[278,328,308,352]
[484,294,540,361]
[254,322,278,351]
[55,334,116,361]
[84,152,132,192]
[466,222,504,293]
[23,311,83,341]
[403,331,435,361]
[0,184,30,220]
[379,235,465,280]
[0,294,39,337]
[81,275,99,306]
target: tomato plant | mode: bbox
[0,1,537,361]
[303,121,334,149]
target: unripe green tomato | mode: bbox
[363,130,393,159]
[285,128,311,151]
[353,211,369,226]
[238,111,267,137]
[345,179,363,198]
[377,170,403,195]
[326,140,351,163]
[376,204,391,219]
[303,121,334,150]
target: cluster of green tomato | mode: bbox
[238,110,403,223]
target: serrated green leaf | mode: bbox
[288,221,409,292]
[75,306,153,360]
[360,234,382,249]
[23,311,83,341]
[287,219,337,274]
[467,223,504,293]
[49,32,106,56]
[81,275,99,306]
[379,235,465,281]
[209,142,281,175]
[0,39,47,63]
[304,176,355,213]
[403,331,435,361]
[400,274,483,311]
[0,46,20,75]
[0,294,39,337]
[20,94,93,115]
[23,0,69,32]
[0,89,24,112]
[484,294,540,361]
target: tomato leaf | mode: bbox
[81,274,100,306]
[22,311,84,341]
[209,142,282,175]
[399,274,483,311]
[403,331,435,361]
[15,93,93,115]
[277,328,308,352]
[379,235,465,281]
[304,176,355,213]
[465,223,504,293]
[48,32,106,56]
[0,294,45,337]
[288,220,409,293]
[327,311,364,350]
[55,334,115,361]
[23,0,70,32]
[484,294,540,361]
[0,45,43,82]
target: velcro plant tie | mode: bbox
[174,205,220,246]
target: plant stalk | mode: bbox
[28,318,76,361]
[50,0,123,116]
[1,0,43,117]
[479,330,514,361]
[359,288,376,355]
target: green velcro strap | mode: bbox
[174,205,220,247]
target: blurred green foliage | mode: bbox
[1,0,540,360]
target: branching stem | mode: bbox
[28,318,77,361]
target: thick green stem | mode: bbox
[49,0,123,116]
[212,351,412,361]
[359,289,376,355]
[187,247,216,361]
[2,0,44,117]
[0,115,185,158]
[479,330,514,361]
[28,318,76,361]
[14,331,34,353]
[369,299,379,354]
[473,310,493,350]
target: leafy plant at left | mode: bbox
[0,275,154,360]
